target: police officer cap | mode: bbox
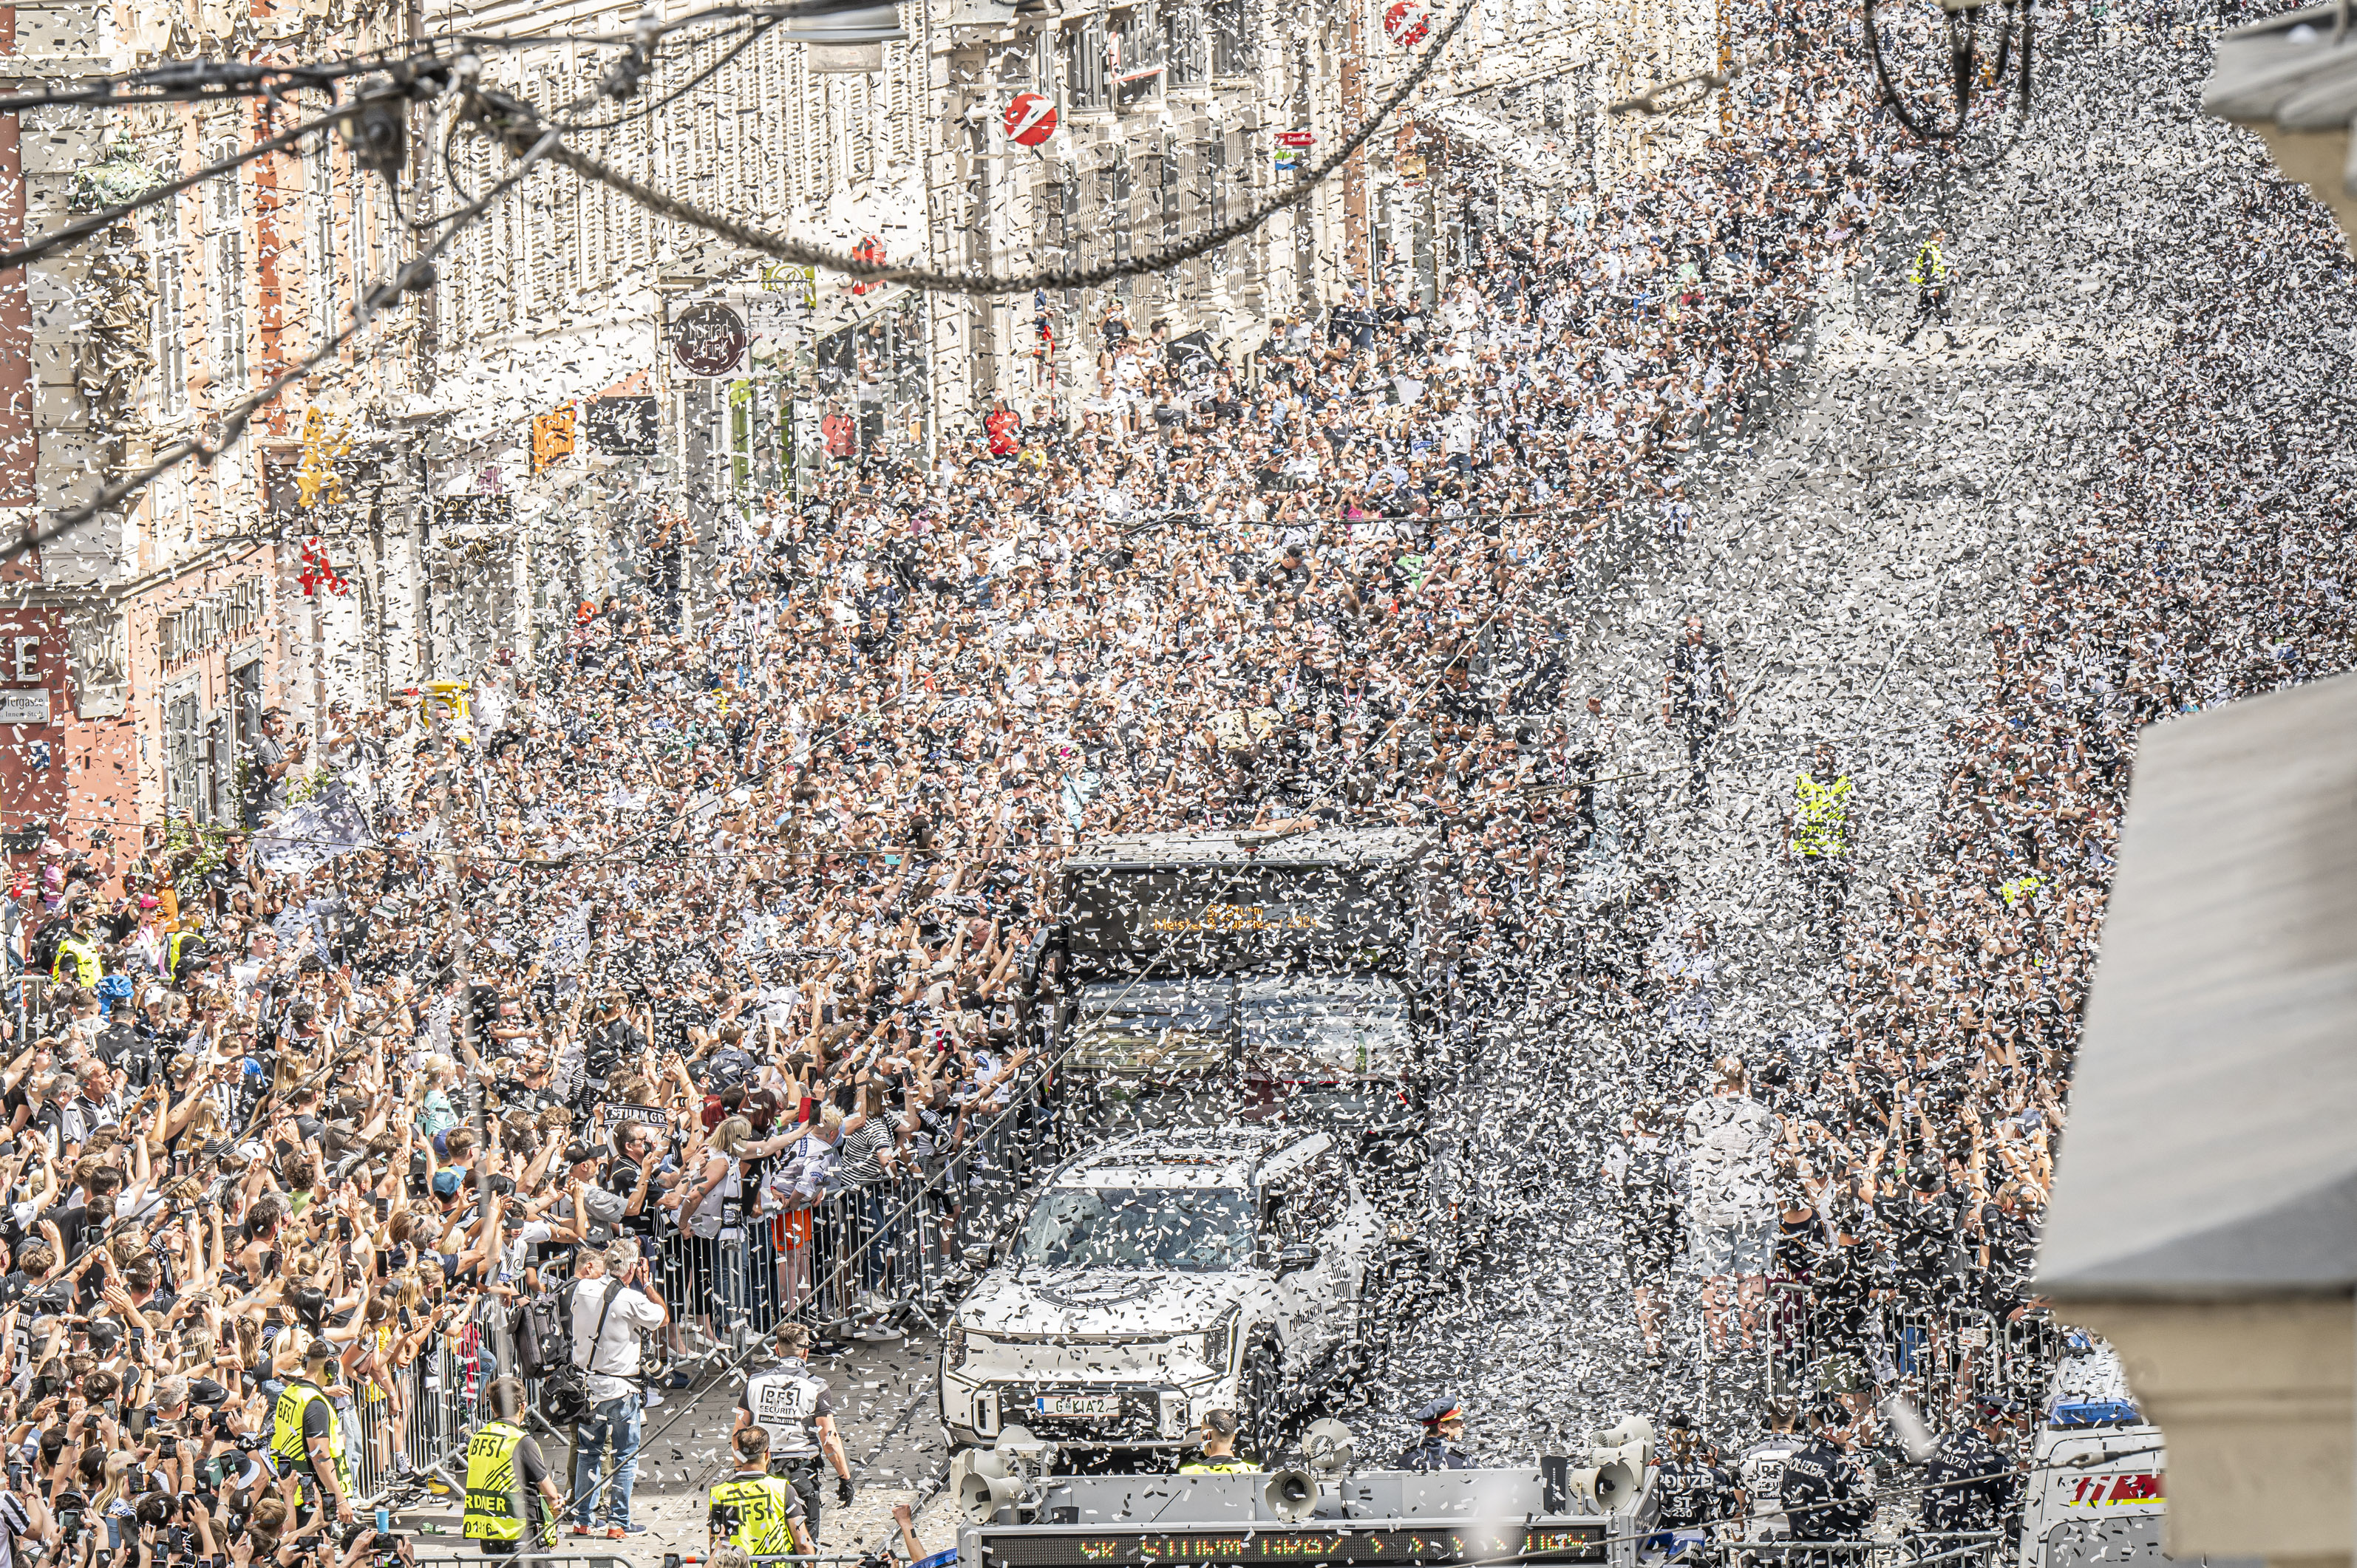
[1413,1398,1463,1426]
[1971,1395,2019,1419]
[1663,1412,1697,1431]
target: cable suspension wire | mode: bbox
[0,99,368,274]
[0,0,928,116]
[499,0,1483,299]
[0,112,562,570]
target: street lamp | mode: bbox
[780,1,908,43]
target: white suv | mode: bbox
[939,1125,1379,1462]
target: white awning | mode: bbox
[2040,669,2357,1299]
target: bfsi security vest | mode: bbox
[270,1380,351,1499]
[51,937,98,987]
[1794,774,1852,859]
[464,1420,528,1541]
[710,1473,801,1558]
[1909,242,1949,287]
[1178,1459,1256,1473]
[743,1363,828,1459]
[168,930,205,976]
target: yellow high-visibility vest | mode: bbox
[463,1420,527,1542]
[51,937,98,987]
[1794,774,1852,859]
[710,1473,802,1558]
[269,1380,352,1501]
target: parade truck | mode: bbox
[1033,826,1452,1182]
[948,1416,1655,1568]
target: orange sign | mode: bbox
[531,404,577,471]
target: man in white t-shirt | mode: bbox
[1684,1055,1778,1355]
[568,1242,671,1537]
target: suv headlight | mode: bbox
[947,1325,967,1368]
[1197,1309,1240,1373]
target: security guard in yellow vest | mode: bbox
[50,927,98,988]
[166,924,209,984]
[271,1341,356,1526]
[710,1425,812,1560]
[465,1380,563,1554]
[1783,743,1854,949]
[1903,229,1952,344]
[1177,1410,1257,1474]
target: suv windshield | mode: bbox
[1070,981,1234,1074]
[1013,1185,1255,1272]
[1237,976,1409,1078]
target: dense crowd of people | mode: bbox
[5,0,2349,1561]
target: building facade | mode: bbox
[0,0,1715,851]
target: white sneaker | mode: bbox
[644,1389,665,1408]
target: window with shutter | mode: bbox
[204,141,248,393]
[307,141,341,346]
[148,196,188,417]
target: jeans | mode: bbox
[715,1232,753,1334]
[860,1186,895,1295]
[572,1392,643,1528]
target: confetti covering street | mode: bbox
[0,2,2349,1568]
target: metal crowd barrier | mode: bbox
[1762,1278,2061,1416]
[336,1066,1086,1510]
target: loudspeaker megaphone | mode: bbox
[1263,1469,1319,1523]
[1303,1419,1355,1475]
[1588,1454,1642,1511]
[958,1470,1033,1524]
[1595,1414,1656,1467]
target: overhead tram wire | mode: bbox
[0,0,938,118]
[0,98,376,274]
[0,0,1486,546]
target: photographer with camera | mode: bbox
[562,1241,667,1538]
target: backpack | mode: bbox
[514,1286,575,1380]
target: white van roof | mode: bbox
[1052,1126,1327,1190]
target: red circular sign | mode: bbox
[1004,92,1058,147]
[1384,0,1430,46]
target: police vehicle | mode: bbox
[939,1125,1381,1464]
[2014,1339,2169,1568]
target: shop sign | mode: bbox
[159,576,266,669]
